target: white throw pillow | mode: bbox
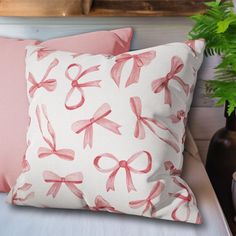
[8,40,204,224]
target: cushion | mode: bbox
[8,39,205,224]
[0,27,133,192]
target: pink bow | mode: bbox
[185,39,205,57]
[130,96,180,153]
[22,141,31,172]
[129,181,164,216]
[35,47,56,60]
[28,59,58,98]
[94,151,152,192]
[12,183,34,205]
[164,161,181,176]
[151,56,189,106]
[12,192,34,205]
[72,103,121,148]
[36,105,75,160]
[65,63,101,110]
[169,110,186,124]
[169,177,192,222]
[90,195,119,213]
[185,40,197,56]
[18,183,32,191]
[43,171,84,198]
[22,157,30,173]
[111,51,156,87]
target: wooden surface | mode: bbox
[0,16,224,164]
[90,0,208,16]
[0,0,86,16]
[0,0,209,16]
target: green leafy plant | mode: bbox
[188,0,236,115]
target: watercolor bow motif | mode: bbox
[12,183,34,205]
[185,39,204,57]
[185,40,200,79]
[36,104,75,160]
[65,63,101,110]
[22,140,31,172]
[169,177,193,222]
[43,171,84,199]
[28,59,59,98]
[164,161,181,176]
[151,56,190,106]
[169,110,186,124]
[111,51,156,87]
[130,96,180,153]
[129,181,164,216]
[89,195,119,213]
[34,47,56,61]
[185,40,198,56]
[72,103,121,149]
[22,155,30,173]
[94,151,152,192]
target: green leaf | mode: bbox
[188,0,236,115]
[205,1,221,8]
[227,100,236,116]
[228,104,234,115]
[217,20,231,33]
[191,15,204,21]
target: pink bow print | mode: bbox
[90,195,119,213]
[185,40,197,56]
[185,40,200,78]
[169,177,193,222]
[72,103,121,148]
[65,63,101,110]
[22,140,31,172]
[35,47,56,60]
[22,156,30,173]
[94,151,152,192]
[129,181,164,216]
[28,59,58,98]
[130,96,180,153]
[151,56,189,106]
[12,183,34,205]
[185,39,204,57]
[164,161,181,176]
[36,104,75,160]
[169,110,186,124]
[111,51,156,87]
[43,171,84,198]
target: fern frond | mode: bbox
[188,0,236,115]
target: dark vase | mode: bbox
[206,102,236,234]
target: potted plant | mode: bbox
[189,0,236,231]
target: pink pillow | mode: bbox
[0,28,133,192]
